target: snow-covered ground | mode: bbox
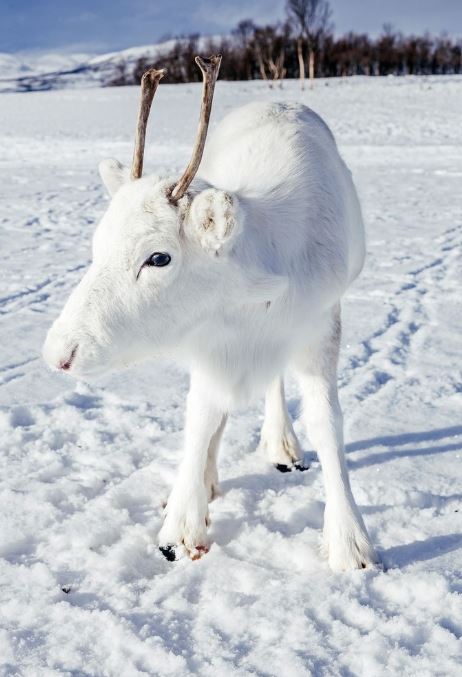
[0,76,461,675]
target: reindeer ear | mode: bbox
[189,188,243,256]
[99,159,130,197]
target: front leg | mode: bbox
[158,373,226,561]
[294,307,379,571]
[205,413,227,501]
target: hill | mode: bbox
[0,41,177,93]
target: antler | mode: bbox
[131,68,166,180]
[170,55,222,201]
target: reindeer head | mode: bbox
[43,56,286,378]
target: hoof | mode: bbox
[293,460,310,472]
[275,460,310,473]
[190,544,209,561]
[159,544,177,562]
[275,463,292,473]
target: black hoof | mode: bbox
[159,545,177,562]
[275,460,310,473]
[275,463,292,473]
[293,461,310,472]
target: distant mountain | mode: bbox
[0,41,181,93]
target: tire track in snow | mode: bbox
[0,186,102,316]
[0,263,88,316]
[0,357,39,386]
[341,223,461,402]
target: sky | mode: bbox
[0,0,461,54]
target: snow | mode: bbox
[0,39,214,93]
[0,75,461,675]
[0,52,92,79]
[0,47,146,93]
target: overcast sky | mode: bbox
[1,0,461,54]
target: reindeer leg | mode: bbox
[204,413,227,502]
[259,377,307,472]
[158,372,226,561]
[293,306,379,571]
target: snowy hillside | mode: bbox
[0,76,461,674]
[0,52,92,78]
[0,45,156,93]
[0,40,207,93]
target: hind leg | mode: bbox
[259,377,307,472]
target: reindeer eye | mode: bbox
[145,252,171,268]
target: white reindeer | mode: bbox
[43,56,379,571]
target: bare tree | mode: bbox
[252,24,288,87]
[232,20,257,80]
[116,20,462,86]
[286,0,307,88]
[286,0,332,89]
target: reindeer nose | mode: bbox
[58,345,78,371]
[42,322,79,373]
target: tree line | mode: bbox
[108,0,462,88]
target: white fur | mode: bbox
[259,377,302,466]
[43,101,378,570]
